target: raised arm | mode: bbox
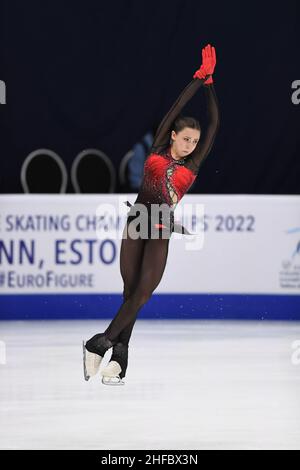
[150,76,209,154]
[188,82,220,172]
[150,43,218,161]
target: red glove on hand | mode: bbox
[193,44,217,84]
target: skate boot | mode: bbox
[101,342,128,386]
[82,333,115,381]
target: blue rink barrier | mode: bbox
[0,293,299,320]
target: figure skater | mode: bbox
[83,43,220,385]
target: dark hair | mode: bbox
[172,115,201,134]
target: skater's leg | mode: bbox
[106,226,145,380]
[117,295,136,345]
[104,236,170,342]
[85,221,145,359]
[117,222,146,345]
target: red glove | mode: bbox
[193,44,217,84]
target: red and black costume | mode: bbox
[86,46,220,381]
[125,77,220,236]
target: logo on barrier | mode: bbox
[0,80,6,104]
[280,227,300,289]
[291,340,300,366]
[0,341,6,365]
[292,240,300,259]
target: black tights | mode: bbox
[104,220,171,344]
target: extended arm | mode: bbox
[189,82,220,172]
[150,76,209,154]
[150,43,219,164]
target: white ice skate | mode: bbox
[82,340,102,381]
[101,361,125,386]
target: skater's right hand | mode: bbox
[193,44,217,84]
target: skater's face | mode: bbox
[171,127,200,159]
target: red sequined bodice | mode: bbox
[134,146,196,209]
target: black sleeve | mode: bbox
[186,83,220,174]
[150,77,209,155]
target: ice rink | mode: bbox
[0,319,300,450]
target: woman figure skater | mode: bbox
[83,43,220,385]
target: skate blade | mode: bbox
[82,340,102,381]
[101,361,124,385]
[102,376,125,386]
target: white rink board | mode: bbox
[0,194,299,295]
